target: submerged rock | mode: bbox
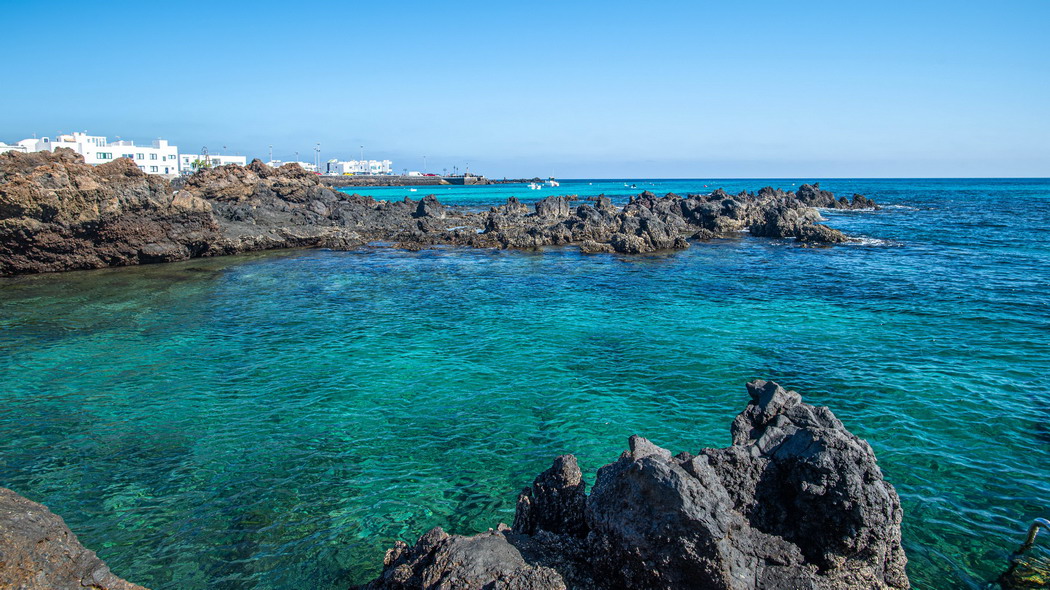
[362,381,909,589]
[0,151,874,275]
[0,487,147,590]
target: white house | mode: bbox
[178,153,248,172]
[0,142,28,155]
[320,159,393,175]
[265,160,317,173]
[16,132,181,175]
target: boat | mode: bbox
[547,177,560,187]
[528,182,542,190]
[408,188,417,192]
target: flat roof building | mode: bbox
[16,132,181,175]
[179,153,248,172]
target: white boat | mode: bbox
[547,177,560,187]
[528,182,542,190]
[408,188,417,192]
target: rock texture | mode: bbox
[1,150,876,276]
[0,148,220,275]
[362,381,909,590]
[0,487,147,590]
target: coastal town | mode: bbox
[0,130,400,177]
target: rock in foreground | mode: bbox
[0,487,147,590]
[362,381,909,590]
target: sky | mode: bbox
[2,0,1048,178]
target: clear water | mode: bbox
[1,179,1047,589]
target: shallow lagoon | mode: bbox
[1,179,1047,589]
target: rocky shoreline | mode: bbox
[1,149,876,276]
[361,381,909,590]
[0,487,145,590]
[0,381,911,589]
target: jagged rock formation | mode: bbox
[0,148,220,275]
[362,381,909,590]
[1,150,875,275]
[175,158,376,252]
[0,487,147,590]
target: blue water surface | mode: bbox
[0,178,1048,589]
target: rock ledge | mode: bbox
[362,381,909,590]
[1,150,877,275]
[0,487,147,589]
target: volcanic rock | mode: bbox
[0,487,147,590]
[1,151,875,275]
[362,381,910,590]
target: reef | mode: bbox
[0,149,876,276]
[362,381,909,590]
[0,487,147,589]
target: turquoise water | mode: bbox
[1,179,1048,589]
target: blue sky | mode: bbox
[3,0,1048,177]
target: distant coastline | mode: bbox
[0,149,870,276]
[319,174,554,188]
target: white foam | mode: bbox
[846,236,898,247]
[817,207,878,213]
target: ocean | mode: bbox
[0,178,1047,589]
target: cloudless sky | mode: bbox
[3,0,1048,177]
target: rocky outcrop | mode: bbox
[175,158,379,253]
[0,487,147,590]
[794,183,879,210]
[460,187,851,253]
[1,151,875,275]
[362,381,909,590]
[0,148,220,275]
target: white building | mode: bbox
[265,160,317,173]
[320,159,393,175]
[178,153,248,172]
[16,132,181,175]
[0,142,28,155]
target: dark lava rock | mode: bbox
[1,150,873,275]
[513,455,588,538]
[362,381,909,590]
[0,487,147,590]
[0,148,222,275]
[535,195,573,219]
[795,183,880,211]
[362,526,569,590]
[414,195,446,219]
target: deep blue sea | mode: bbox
[0,179,1047,589]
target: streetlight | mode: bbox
[423,155,427,175]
